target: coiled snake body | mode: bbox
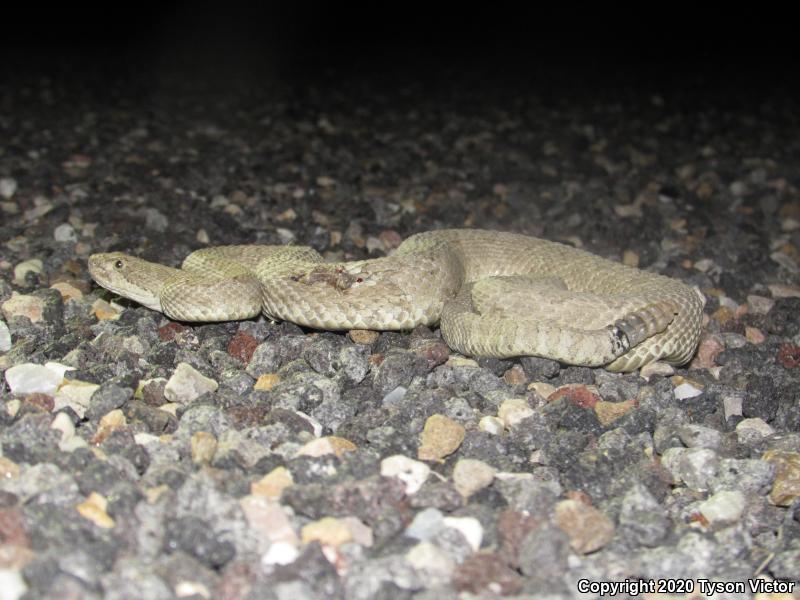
[89,229,704,371]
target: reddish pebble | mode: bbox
[228,330,258,363]
[158,322,187,342]
[451,553,523,595]
[497,509,542,569]
[689,334,725,370]
[378,229,403,249]
[548,385,600,409]
[777,343,800,369]
[24,393,54,412]
[503,364,528,385]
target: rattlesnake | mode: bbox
[88,229,704,371]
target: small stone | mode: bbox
[594,399,637,426]
[0,456,20,479]
[51,411,77,446]
[745,326,766,344]
[678,424,723,450]
[689,334,725,370]
[406,508,444,541]
[478,415,505,435]
[262,541,300,566]
[452,458,496,498]
[418,415,465,461]
[446,355,479,368]
[405,542,455,584]
[93,409,127,444]
[54,380,100,418]
[50,281,83,302]
[301,517,352,547]
[622,249,640,267]
[661,447,719,492]
[697,490,746,525]
[451,552,523,595]
[227,330,258,363]
[296,436,357,458]
[5,362,73,395]
[251,467,294,500]
[53,223,78,242]
[639,361,675,380]
[768,283,800,298]
[442,516,483,552]
[2,293,45,322]
[24,197,53,221]
[91,298,123,320]
[164,362,218,404]
[527,381,556,398]
[0,320,11,352]
[254,373,280,391]
[13,259,43,285]
[517,523,570,577]
[746,294,775,315]
[673,381,704,400]
[553,499,615,554]
[0,177,17,199]
[340,517,373,547]
[503,364,527,385]
[240,495,298,548]
[191,432,218,464]
[763,451,800,506]
[76,492,115,529]
[381,386,407,405]
[380,455,430,494]
[0,569,27,600]
[497,398,534,427]
[736,418,774,446]
[614,202,643,218]
[776,343,800,369]
[348,329,379,345]
[548,384,601,408]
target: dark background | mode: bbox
[1,2,796,96]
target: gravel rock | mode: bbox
[2,61,799,597]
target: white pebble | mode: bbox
[405,507,444,541]
[4,362,73,395]
[381,455,430,494]
[54,381,100,419]
[53,223,78,242]
[164,362,219,404]
[698,490,746,524]
[736,418,775,445]
[381,386,407,405]
[13,259,44,285]
[498,398,534,427]
[261,541,300,566]
[0,177,17,199]
[0,568,28,600]
[673,382,703,400]
[452,458,496,497]
[442,516,483,552]
[0,320,11,352]
[405,541,455,582]
[478,415,504,435]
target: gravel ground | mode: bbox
[1,61,799,600]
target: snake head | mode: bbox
[88,252,175,312]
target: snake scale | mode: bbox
[89,229,704,371]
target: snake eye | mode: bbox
[114,260,124,269]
